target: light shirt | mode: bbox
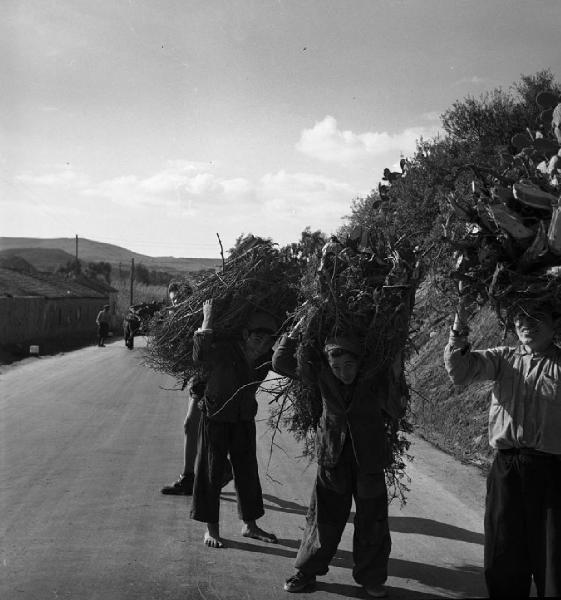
[96,310,110,325]
[444,333,561,454]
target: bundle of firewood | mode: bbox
[446,92,561,324]
[144,235,300,379]
[267,227,420,504]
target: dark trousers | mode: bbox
[97,322,109,346]
[123,322,135,348]
[295,439,391,587]
[190,416,264,524]
[484,449,561,598]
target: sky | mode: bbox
[2,0,560,258]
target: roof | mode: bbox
[0,268,109,299]
[74,274,118,294]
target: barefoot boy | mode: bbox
[190,299,278,548]
[272,320,407,598]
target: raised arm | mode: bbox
[193,299,216,366]
[272,316,303,380]
[444,295,503,385]
[272,315,319,384]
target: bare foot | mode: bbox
[204,524,224,548]
[241,524,278,543]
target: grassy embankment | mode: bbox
[407,282,517,471]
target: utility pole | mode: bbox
[75,234,79,273]
[130,258,135,306]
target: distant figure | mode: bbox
[95,305,111,347]
[123,309,141,349]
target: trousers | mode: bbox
[190,417,264,524]
[295,438,391,587]
[484,449,561,598]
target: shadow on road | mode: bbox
[249,493,484,545]
[389,516,484,545]
[315,581,450,599]
[262,493,308,515]
[224,537,485,598]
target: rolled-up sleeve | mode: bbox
[444,332,503,385]
[272,335,299,379]
[272,334,319,385]
[193,329,215,366]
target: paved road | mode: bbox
[1,337,488,599]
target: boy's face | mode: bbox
[243,329,275,358]
[328,353,359,385]
[514,311,555,352]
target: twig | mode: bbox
[216,232,225,272]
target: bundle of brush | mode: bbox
[445,92,561,329]
[145,235,300,380]
[267,226,420,504]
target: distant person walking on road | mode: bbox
[272,317,406,598]
[190,298,278,548]
[444,297,561,599]
[123,308,141,349]
[161,282,233,496]
[96,305,111,347]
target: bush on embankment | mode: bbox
[406,283,517,470]
[338,69,561,470]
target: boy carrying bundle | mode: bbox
[272,317,407,598]
[190,299,279,548]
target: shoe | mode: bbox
[364,584,388,598]
[161,474,194,495]
[284,571,316,592]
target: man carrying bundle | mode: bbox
[272,318,407,598]
[190,299,279,548]
[444,297,561,598]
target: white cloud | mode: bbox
[12,161,363,244]
[296,115,438,163]
[261,170,359,216]
[15,166,90,188]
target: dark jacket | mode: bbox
[272,334,406,473]
[193,330,272,422]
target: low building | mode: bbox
[0,267,112,352]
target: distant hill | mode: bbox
[0,237,221,275]
[0,247,76,272]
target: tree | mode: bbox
[57,259,82,276]
[339,70,560,296]
[84,261,112,284]
[134,262,151,285]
